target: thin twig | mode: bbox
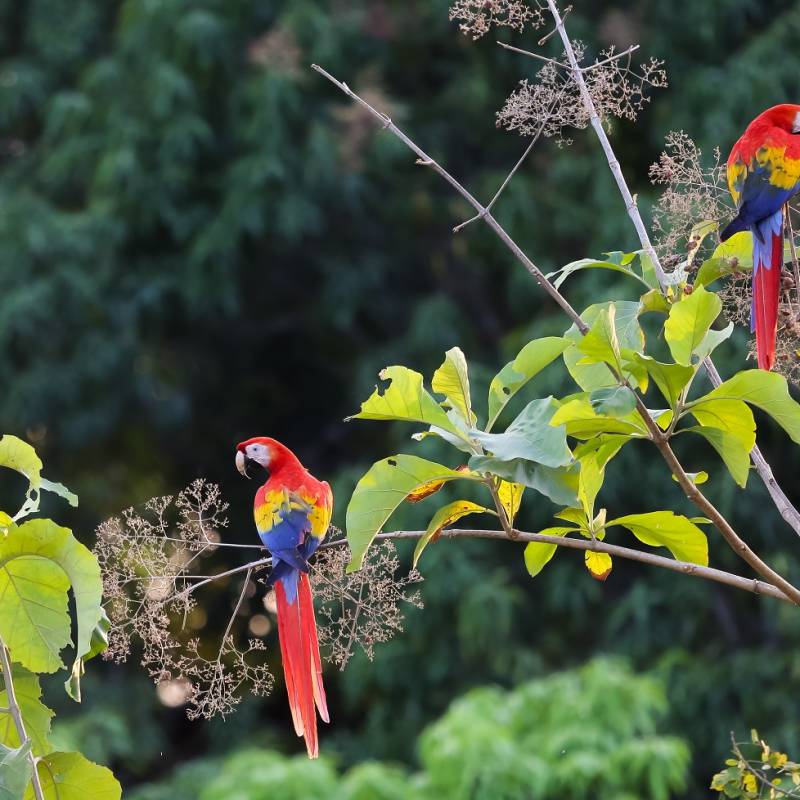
[311,63,588,332]
[731,735,800,798]
[0,639,44,800]
[581,44,641,72]
[496,40,567,68]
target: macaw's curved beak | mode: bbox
[235,449,250,479]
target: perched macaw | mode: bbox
[721,103,800,371]
[235,436,332,758]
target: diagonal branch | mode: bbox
[311,63,800,603]
[542,0,800,540]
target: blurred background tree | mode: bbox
[3,0,800,797]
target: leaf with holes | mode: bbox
[346,456,479,572]
[487,337,568,430]
[497,480,524,526]
[413,501,494,568]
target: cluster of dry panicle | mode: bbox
[96,481,425,717]
[311,538,423,670]
[497,41,667,146]
[650,132,800,382]
[449,0,545,40]
[649,131,730,266]
[95,479,275,719]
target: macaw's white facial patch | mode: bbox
[793,111,800,134]
[245,442,272,467]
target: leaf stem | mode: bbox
[0,638,44,800]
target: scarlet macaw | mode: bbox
[235,436,331,758]
[721,104,800,371]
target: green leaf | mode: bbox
[640,288,670,315]
[663,284,722,365]
[671,470,709,485]
[578,455,604,520]
[468,456,578,506]
[487,337,568,430]
[25,752,121,800]
[564,301,644,391]
[687,399,756,452]
[413,500,493,568]
[347,366,464,439]
[65,609,110,701]
[577,305,623,371]
[693,321,734,361]
[346,456,478,572]
[589,386,637,418]
[0,740,32,800]
[684,426,751,488]
[472,398,572,468]
[547,255,651,291]
[550,397,648,439]
[573,434,631,469]
[0,666,53,756]
[695,231,753,287]
[524,527,577,577]
[699,370,800,444]
[608,511,709,565]
[432,347,475,426]
[411,410,475,454]
[623,354,694,409]
[0,519,104,677]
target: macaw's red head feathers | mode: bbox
[235,436,301,478]
[750,104,800,134]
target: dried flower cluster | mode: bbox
[497,42,667,146]
[649,131,730,265]
[449,0,544,40]
[95,479,274,719]
[311,538,423,670]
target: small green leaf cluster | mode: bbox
[712,730,800,798]
[344,250,800,582]
[0,435,119,799]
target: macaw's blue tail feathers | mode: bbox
[750,211,783,371]
[275,572,329,758]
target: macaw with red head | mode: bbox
[235,436,332,758]
[721,103,800,370]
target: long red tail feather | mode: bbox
[275,575,328,758]
[752,226,782,371]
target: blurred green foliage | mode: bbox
[4,1,800,798]
[127,659,689,800]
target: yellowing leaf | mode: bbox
[497,481,524,525]
[551,397,648,439]
[413,500,493,568]
[688,398,756,452]
[432,347,475,426]
[578,455,604,521]
[584,550,612,581]
[406,479,446,503]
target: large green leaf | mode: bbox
[576,305,623,372]
[524,527,578,577]
[472,398,572,469]
[623,354,694,409]
[577,455,604,521]
[347,366,464,439]
[698,370,800,444]
[0,740,32,800]
[564,301,644,391]
[663,284,722,366]
[25,752,121,800]
[486,337,568,430]
[0,520,104,679]
[550,397,648,439]
[0,666,53,756]
[684,426,750,488]
[431,347,475,426]
[608,512,709,565]
[468,456,578,506]
[0,437,77,520]
[687,399,756,452]
[694,231,753,287]
[589,386,636,418]
[413,501,493,568]
[346,456,478,572]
